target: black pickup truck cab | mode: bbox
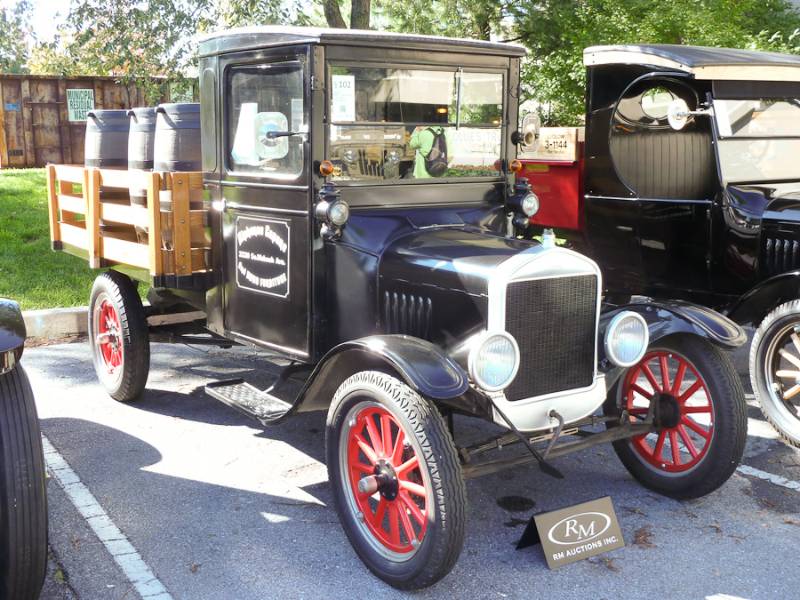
[521,44,800,448]
[78,29,749,589]
[0,299,47,599]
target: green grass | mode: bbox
[0,169,97,309]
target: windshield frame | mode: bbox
[324,59,508,187]
[712,95,800,185]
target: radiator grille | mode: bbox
[763,237,800,276]
[383,292,433,338]
[504,275,597,401]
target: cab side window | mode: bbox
[609,81,714,200]
[227,62,306,179]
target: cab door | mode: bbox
[219,49,312,360]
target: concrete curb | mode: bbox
[23,307,88,341]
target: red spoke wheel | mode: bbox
[605,336,746,499]
[327,371,466,590]
[89,271,150,402]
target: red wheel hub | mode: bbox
[346,405,428,554]
[97,299,122,374]
[622,350,714,473]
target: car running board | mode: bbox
[205,379,293,424]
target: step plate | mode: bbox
[205,380,292,422]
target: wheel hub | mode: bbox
[655,392,681,429]
[373,460,399,500]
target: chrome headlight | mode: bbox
[604,312,649,367]
[468,332,520,392]
[520,192,540,217]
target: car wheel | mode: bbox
[89,271,150,401]
[326,371,466,590]
[750,300,800,448]
[0,366,48,600]
[605,335,746,499]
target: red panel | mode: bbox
[519,153,584,231]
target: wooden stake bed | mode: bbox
[46,164,211,287]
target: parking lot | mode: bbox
[24,339,800,600]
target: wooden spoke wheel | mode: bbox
[606,336,746,499]
[326,371,466,590]
[751,300,800,448]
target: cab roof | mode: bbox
[584,44,800,82]
[198,26,527,59]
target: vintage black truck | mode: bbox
[47,29,749,589]
[520,44,800,449]
[0,299,47,600]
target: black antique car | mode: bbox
[521,44,800,449]
[56,29,749,589]
[0,299,47,600]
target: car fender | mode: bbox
[297,334,470,413]
[0,298,26,374]
[600,300,747,362]
[725,270,800,326]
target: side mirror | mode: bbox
[667,98,713,131]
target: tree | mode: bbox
[510,0,800,125]
[321,0,372,29]
[0,0,33,74]
[381,0,508,40]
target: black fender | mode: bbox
[600,300,746,364]
[297,334,472,414]
[0,298,26,373]
[726,270,800,326]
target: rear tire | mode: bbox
[605,335,746,499]
[89,271,150,401]
[750,300,800,448]
[0,366,48,600]
[326,371,466,590]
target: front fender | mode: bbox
[600,300,747,360]
[726,270,800,326]
[297,335,470,413]
[0,298,26,373]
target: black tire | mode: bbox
[0,366,48,600]
[605,335,746,499]
[89,271,150,401]
[326,371,466,590]
[750,300,800,448]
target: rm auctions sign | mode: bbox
[534,496,624,569]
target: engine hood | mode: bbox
[727,182,800,224]
[379,228,538,298]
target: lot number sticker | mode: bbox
[66,89,95,122]
[235,217,290,298]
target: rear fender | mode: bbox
[726,271,800,326]
[0,299,26,374]
[297,335,474,414]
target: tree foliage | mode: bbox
[0,0,33,74]
[380,0,508,40]
[510,0,800,124]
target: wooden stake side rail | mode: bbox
[46,164,208,279]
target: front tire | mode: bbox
[750,300,800,447]
[326,371,466,590]
[89,271,150,401]
[0,366,48,600]
[605,336,746,499]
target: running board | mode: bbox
[205,379,292,424]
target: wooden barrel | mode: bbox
[153,103,201,173]
[127,107,157,208]
[85,110,129,168]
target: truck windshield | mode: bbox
[714,98,800,183]
[327,64,504,182]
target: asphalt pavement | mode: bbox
[22,339,800,600]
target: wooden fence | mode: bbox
[0,74,198,169]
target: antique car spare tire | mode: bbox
[750,300,800,447]
[326,371,466,590]
[605,336,746,499]
[0,366,47,600]
[89,271,150,402]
